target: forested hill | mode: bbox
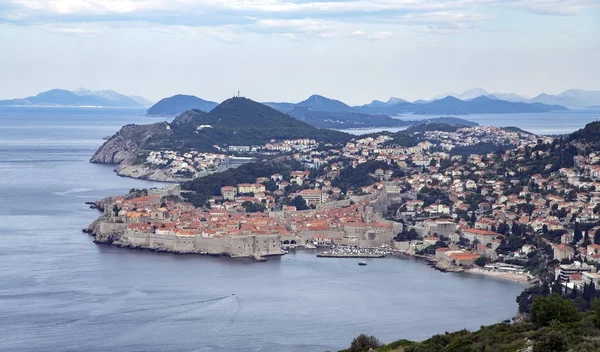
[203,97,316,129]
[568,121,600,148]
[91,97,351,164]
[176,97,352,146]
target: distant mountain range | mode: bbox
[439,88,600,109]
[148,92,569,118]
[143,92,571,129]
[0,88,153,107]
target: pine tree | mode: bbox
[573,223,582,244]
[552,280,562,295]
[570,286,578,300]
[583,283,591,302]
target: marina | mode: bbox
[317,245,389,258]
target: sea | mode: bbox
[2,106,591,352]
[338,109,600,135]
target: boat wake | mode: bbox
[48,295,232,327]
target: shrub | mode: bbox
[532,331,568,352]
[530,294,579,327]
[347,334,382,352]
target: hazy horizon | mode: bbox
[1,0,599,105]
[2,86,600,106]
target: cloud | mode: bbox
[46,25,100,36]
[255,18,393,40]
[7,0,599,16]
[2,0,598,41]
[502,0,600,16]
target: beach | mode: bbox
[465,268,532,284]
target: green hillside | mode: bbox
[167,97,351,149]
[568,121,600,147]
[340,295,600,352]
[137,98,351,152]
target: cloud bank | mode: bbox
[3,0,598,40]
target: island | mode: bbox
[0,88,150,107]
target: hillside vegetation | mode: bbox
[168,97,352,149]
[568,121,600,148]
[92,97,353,164]
[341,296,600,352]
[182,160,298,207]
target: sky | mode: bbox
[0,0,599,105]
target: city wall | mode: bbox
[121,229,281,258]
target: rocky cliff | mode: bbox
[89,122,190,181]
[90,122,170,164]
[114,163,192,182]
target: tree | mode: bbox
[573,223,582,244]
[395,228,419,242]
[533,331,568,352]
[497,222,510,235]
[474,256,488,267]
[530,294,579,327]
[347,334,382,352]
[242,201,266,213]
[470,212,477,224]
[594,229,600,245]
[592,298,600,328]
[290,195,309,211]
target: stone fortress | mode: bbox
[88,184,402,259]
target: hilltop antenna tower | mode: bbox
[237,89,240,97]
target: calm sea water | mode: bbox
[339,109,600,135]
[0,107,526,352]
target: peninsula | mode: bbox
[87,120,600,293]
[90,97,351,181]
[91,97,480,182]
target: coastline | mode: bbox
[463,268,532,284]
[392,250,533,285]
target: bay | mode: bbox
[0,107,526,352]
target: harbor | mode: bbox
[316,245,389,258]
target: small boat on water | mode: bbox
[358,261,367,266]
